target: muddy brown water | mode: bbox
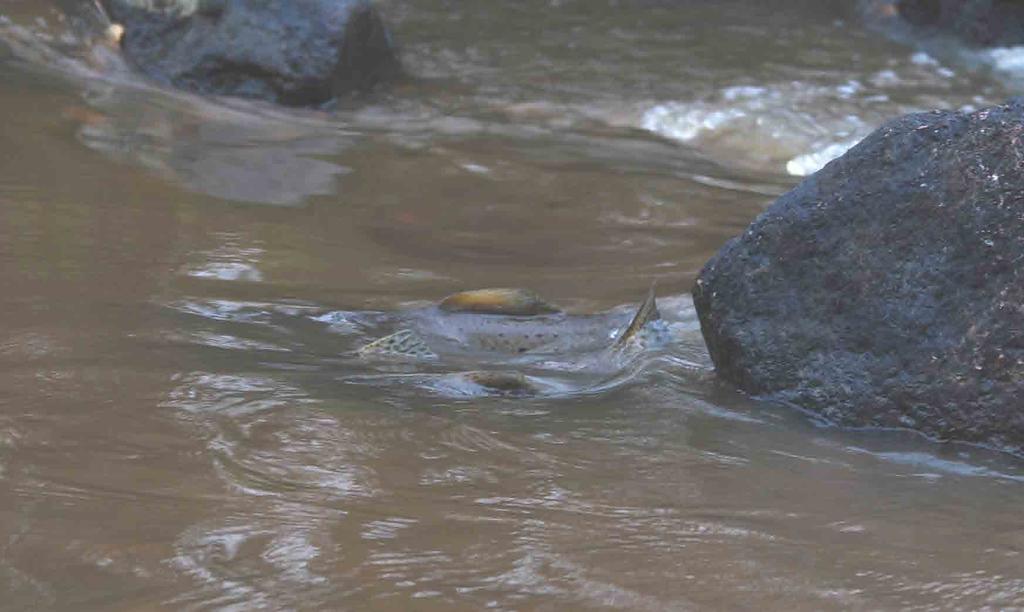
[2,1,1024,609]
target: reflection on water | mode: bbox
[72,86,355,205]
[1,0,1024,609]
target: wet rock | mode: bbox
[863,0,1024,47]
[102,0,400,106]
[693,100,1024,454]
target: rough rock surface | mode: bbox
[862,0,1024,48]
[102,0,400,106]
[693,100,1024,454]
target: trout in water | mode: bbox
[354,286,671,396]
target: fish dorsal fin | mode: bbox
[611,284,661,350]
[439,288,561,316]
[357,329,437,360]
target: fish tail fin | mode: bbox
[611,283,661,350]
[357,329,437,360]
[92,0,112,24]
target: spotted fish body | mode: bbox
[410,309,623,357]
[357,328,438,360]
[357,286,667,378]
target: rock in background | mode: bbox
[693,100,1024,454]
[102,0,400,106]
[862,0,1024,48]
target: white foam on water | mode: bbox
[640,83,873,176]
[785,138,863,177]
[640,103,746,142]
[983,45,1024,76]
[911,51,940,66]
[638,50,977,178]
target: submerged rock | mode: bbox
[693,100,1024,454]
[863,0,1024,48]
[102,0,400,106]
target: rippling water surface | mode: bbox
[2,1,1024,609]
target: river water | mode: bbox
[2,1,1024,609]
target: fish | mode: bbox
[356,286,667,376]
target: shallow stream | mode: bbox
[2,1,1024,609]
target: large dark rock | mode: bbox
[102,0,400,106]
[863,0,1024,48]
[693,100,1024,454]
